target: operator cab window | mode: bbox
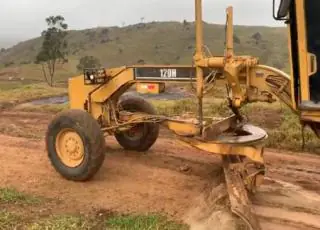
[305,0,320,103]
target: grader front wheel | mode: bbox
[45,109,106,181]
[115,94,160,152]
[55,128,85,168]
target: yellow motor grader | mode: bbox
[45,0,320,229]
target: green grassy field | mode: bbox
[0,187,187,230]
[0,21,289,85]
[0,83,67,110]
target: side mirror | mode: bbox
[273,0,291,20]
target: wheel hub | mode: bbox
[55,129,85,167]
[124,124,145,140]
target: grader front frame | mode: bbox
[44,1,295,229]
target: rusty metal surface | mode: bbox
[201,115,238,140]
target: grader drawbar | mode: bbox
[44,1,295,229]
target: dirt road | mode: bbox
[0,110,319,230]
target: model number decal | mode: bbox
[160,69,177,78]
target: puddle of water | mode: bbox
[30,95,69,105]
[27,90,191,106]
[135,91,192,100]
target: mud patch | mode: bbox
[183,170,245,230]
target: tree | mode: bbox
[183,19,188,26]
[251,32,262,45]
[182,19,190,31]
[233,34,241,44]
[35,15,68,87]
[76,56,101,72]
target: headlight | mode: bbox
[83,68,107,85]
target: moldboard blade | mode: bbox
[222,156,262,230]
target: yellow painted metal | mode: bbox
[91,67,135,103]
[68,76,88,110]
[244,65,295,111]
[307,53,317,76]
[286,11,297,111]
[222,6,258,108]
[295,0,309,101]
[163,120,200,136]
[301,111,320,123]
[55,128,85,168]
[192,5,260,109]
[226,6,234,58]
[194,0,205,130]
[177,137,264,164]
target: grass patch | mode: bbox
[0,81,28,91]
[0,211,22,230]
[240,102,319,152]
[151,98,233,118]
[106,214,188,230]
[265,107,319,152]
[17,103,69,113]
[0,187,41,205]
[27,213,187,230]
[151,99,197,116]
[0,83,67,105]
[28,215,93,230]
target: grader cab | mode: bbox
[45,1,320,229]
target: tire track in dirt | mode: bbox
[0,111,320,229]
[0,132,223,221]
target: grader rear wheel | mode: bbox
[46,109,106,181]
[115,94,160,152]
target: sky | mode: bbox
[0,0,284,46]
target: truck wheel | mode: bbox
[115,94,160,152]
[45,109,106,181]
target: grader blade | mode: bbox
[222,155,262,230]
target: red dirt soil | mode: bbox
[0,110,320,229]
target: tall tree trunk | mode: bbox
[41,64,51,86]
[46,61,54,87]
[50,60,56,87]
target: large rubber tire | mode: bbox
[115,94,160,152]
[45,109,106,181]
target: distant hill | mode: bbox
[0,40,19,50]
[0,21,289,82]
